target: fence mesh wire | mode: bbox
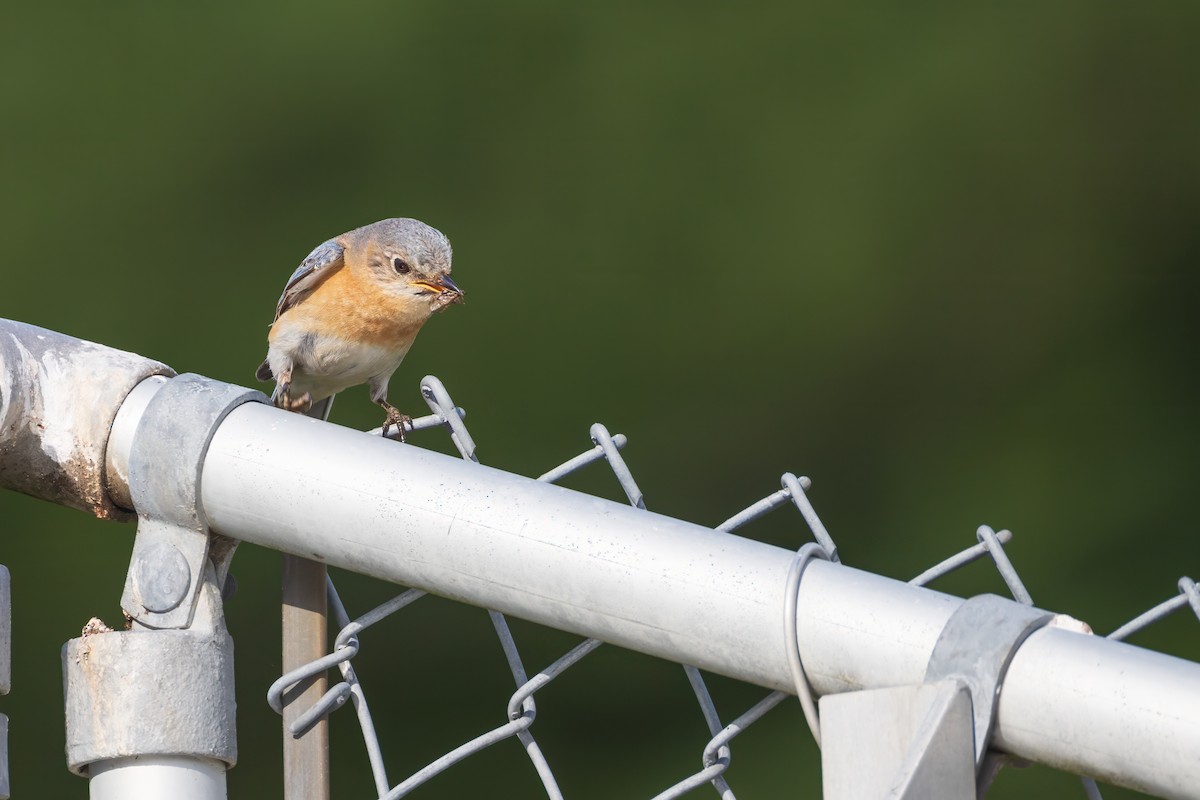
[267,376,1200,799]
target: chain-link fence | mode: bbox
[268,376,1200,800]
[2,318,1198,800]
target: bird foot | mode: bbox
[381,406,414,442]
[283,391,314,413]
[276,384,313,414]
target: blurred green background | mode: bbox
[2,2,1198,798]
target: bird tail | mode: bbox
[255,358,273,382]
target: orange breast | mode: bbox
[278,266,426,348]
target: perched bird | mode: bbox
[257,218,464,439]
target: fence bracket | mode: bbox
[820,594,1053,799]
[120,374,266,629]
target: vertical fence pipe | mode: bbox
[88,757,226,800]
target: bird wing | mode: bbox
[272,239,346,321]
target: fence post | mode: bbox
[282,555,330,800]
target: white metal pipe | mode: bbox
[793,554,962,695]
[199,402,806,692]
[198,403,965,694]
[88,756,226,800]
[996,626,1200,799]
[109,392,1200,798]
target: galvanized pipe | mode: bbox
[0,319,172,519]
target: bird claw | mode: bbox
[273,370,313,414]
[381,407,414,442]
[278,388,313,414]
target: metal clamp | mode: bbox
[924,594,1053,768]
[120,374,267,629]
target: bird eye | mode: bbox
[392,257,411,275]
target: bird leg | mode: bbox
[377,400,413,442]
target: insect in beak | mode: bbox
[436,274,463,297]
[412,275,463,296]
[413,273,465,310]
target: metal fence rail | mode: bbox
[265,376,1200,800]
[2,318,1198,800]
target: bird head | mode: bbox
[351,218,464,314]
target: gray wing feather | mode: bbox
[273,239,345,320]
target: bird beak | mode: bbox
[412,274,464,297]
[412,273,465,307]
[437,274,463,297]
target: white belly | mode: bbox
[269,329,410,402]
